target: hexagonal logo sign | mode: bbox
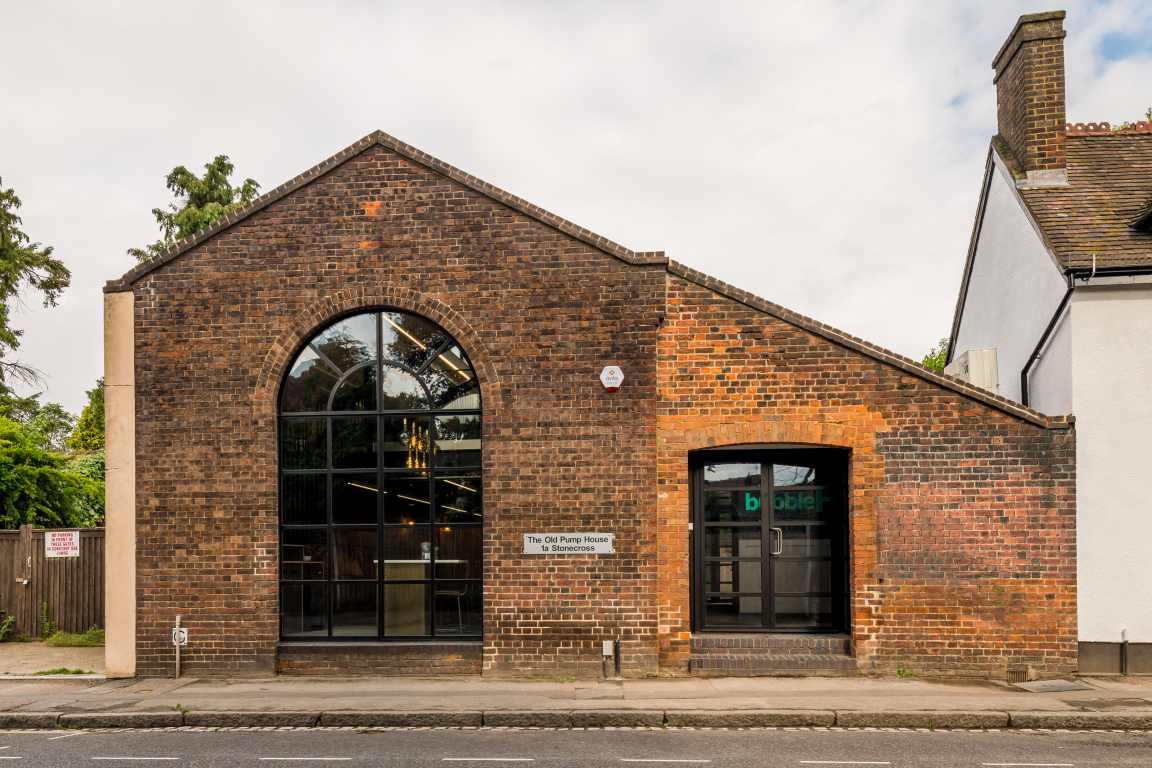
[599,366,624,392]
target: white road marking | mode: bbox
[799,764,890,766]
[91,759,179,761]
[981,765,1074,767]
[258,761,353,763]
[48,733,84,740]
[621,761,712,764]
[443,761,535,763]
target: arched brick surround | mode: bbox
[656,416,890,672]
[255,285,501,419]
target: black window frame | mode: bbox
[278,310,482,641]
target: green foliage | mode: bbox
[129,156,260,263]
[45,625,104,647]
[922,337,949,372]
[0,615,13,642]
[40,601,55,639]
[1114,107,1152,131]
[0,178,71,388]
[0,416,104,528]
[33,668,92,676]
[897,667,915,678]
[62,451,105,527]
[0,390,75,451]
[67,378,104,451]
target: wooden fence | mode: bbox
[0,526,105,638]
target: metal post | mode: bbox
[614,639,621,678]
[175,616,181,680]
[1122,640,1129,677]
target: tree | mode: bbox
[0,390,74,451]
[0,177,71,389]
[128,156,260,263]
[68,378,104,451]
[0,416,103,529]
[922,337,949,372]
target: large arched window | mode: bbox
[279,310,482,639]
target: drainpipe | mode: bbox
[1020,273,1075,409]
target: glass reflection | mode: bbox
[704,527,762,559]
[331,364,376,411]
[704,463,760,488]
[774,560,831,593]
[312,314,377,372]
[381,313,446,370]
[422,346,480,409]
[704,490,761,522]
[281,346,339,413]
[773,464,817,487]
[434,415,481,467]
[435,473,482,523]
[381,366,428,410]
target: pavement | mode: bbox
[4,644,1152,729]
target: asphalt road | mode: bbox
[0,728,1149,767]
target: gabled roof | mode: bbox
[1011,123,1152,271]
[103,130,667,293]
[104,129,1070,429]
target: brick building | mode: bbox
[103,91,1076,681]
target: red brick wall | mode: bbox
[655,275,1076,677]
[127,141,1075,680]
[129,144,664,676]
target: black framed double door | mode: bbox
[690,448,849,633]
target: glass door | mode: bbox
[691,450,847,632]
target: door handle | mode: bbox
[770,527,783,556]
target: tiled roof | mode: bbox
[1016,124,1152,270]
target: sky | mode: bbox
[2,0,1151,415]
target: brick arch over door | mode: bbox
[655,416,889,671]
[255,285,501,420]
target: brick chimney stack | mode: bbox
[992,10,1069,188]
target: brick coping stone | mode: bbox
[4,711,1152,730]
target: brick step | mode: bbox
[690,633,851,655]
[689,652,858,675]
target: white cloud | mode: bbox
[2,0,1150,413]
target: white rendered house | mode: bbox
[949,11,1152,674]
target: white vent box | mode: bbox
[943,348,999,395]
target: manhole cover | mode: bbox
[1013,679,1094,692]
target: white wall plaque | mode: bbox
[524,533,614,554]
[45,531,80,558]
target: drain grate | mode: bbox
[1007,670,1028,683]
